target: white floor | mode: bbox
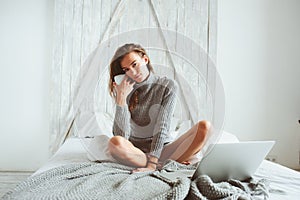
[0,171,33,198]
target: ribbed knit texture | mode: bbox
[113,72,178,158]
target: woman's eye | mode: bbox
[123,68,129,72]
[132,63,137,68]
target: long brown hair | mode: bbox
[109,43,154,98]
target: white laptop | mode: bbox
[192,141,275,182]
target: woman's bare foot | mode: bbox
[181,161,191,165]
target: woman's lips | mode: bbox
[135,74,141,79]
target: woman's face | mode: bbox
[120,52,150,83]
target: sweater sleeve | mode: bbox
[112,105,131,139]
[149,80,178,158]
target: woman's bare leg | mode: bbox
[108,136,147,167]
[108,120,210,167]
[160,120,211,163]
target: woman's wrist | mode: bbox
[146,162,157,170]
[116,94,127,106]
[146,154,159,169]
[146,161,158,170]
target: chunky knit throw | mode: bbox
[1,160,269,200]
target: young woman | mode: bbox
[109,43,211,173]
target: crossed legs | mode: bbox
[160,120,211,163]
[108,120,211,167]
[108,136,147,167]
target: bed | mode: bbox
[2,131,300,200]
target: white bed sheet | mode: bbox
[254,161,300,199]
[34,136,300,199]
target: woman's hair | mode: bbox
[109,43,154,98]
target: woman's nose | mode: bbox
[130,68,137,75]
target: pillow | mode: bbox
[217,130,239,143]
[94,112,114,137]
[170,117,180,132]
[169,118,192,141]
[176,119,192,135]
[86,135,116,162]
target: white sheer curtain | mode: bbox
[50,0,218,154]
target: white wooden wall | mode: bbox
[50,0,218,153]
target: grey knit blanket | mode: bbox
[2,160,269,200]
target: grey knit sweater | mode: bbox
[113,72,178,158]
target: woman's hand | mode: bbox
[131,165,156,173]
[113,75,135,106]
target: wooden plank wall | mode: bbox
[50,0,217,153]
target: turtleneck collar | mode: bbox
[133,71,156,88]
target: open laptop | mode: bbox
[192,141,275,182]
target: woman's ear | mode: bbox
[143,55,149,64]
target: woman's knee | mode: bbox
[197,120,211,132]
[108,136,135,156]
[196,120,211,139]
[108,136,128,154]
[109,136,125,147]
